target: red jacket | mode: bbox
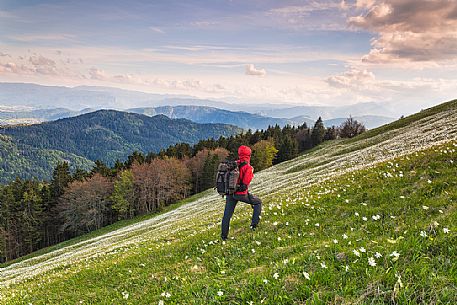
[235,145,254,195]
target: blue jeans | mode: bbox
[221,193,262,239]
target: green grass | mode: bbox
[346,99,457,143]
[1,141,455,304]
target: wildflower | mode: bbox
[345,199,349,203]
[374,252,382,259]
[273,273,279,279]
[277,237,282,241]
[333,239,338,244]
[420,231,427,238]
[158,301,164,305]
[161,292,171,298]
[315,223,320,227]
[443,227,450,233]
[359,247,366,253]
[303,272,310,280]
[342,234,348,239]
[427,179,432,184]
[283,259,289,265]
[122,291,129,300]
[353,250,360,257]
[368,257,376,267]
[422,205,429,210]
[345,265,349,272]
[263,279,268,284]
[362,217,368,221]
[390,251,400,261]
[439,209,443,214]
[217,291,224,296]
[273,221,278,226]
[251,249,256,253]
[400,195,405,199]
[355,212,359,216]
[320,262,327,269]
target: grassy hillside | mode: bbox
[0,101,456,304]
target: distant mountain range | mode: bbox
[0,110,241,183]
[0,82,433,118]
[0,103,395,130]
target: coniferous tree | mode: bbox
[276,135,298,163]
[324,126,338,141]
[311,117,326,146]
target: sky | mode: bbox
[0,0,457,107]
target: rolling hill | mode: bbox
[0,110,242,182]
[0,100,455,303]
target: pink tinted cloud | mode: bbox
[349,0,457,63]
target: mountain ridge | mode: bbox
[0,109,242,182]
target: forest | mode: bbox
[0,117,365,262]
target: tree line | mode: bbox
[0,117,365,262]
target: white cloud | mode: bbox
[89,67,108,80]
[327,67,375,88]
[245,64,266,76]
[149,27,164,34]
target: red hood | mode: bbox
[238,145,251,162]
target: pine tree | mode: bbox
[311,117,326,146]
[276,135,298,163]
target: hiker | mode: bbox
[221,145,262,240]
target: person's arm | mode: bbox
[241,165,254,188]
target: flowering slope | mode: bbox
[0,100,456,304]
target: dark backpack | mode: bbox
[215,161,247,196]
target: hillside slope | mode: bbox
[0,100,456,304]
[0,110,241,181]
